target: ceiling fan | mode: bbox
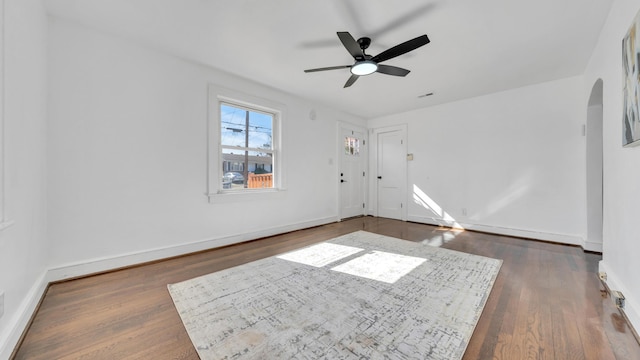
[304,31,430,88]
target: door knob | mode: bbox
[377,176,382,179]
[341,179,346,183]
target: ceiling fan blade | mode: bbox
[371,34,430,63]
[376,64,410,77]
[304,65,351,73]
[344,74,359,88]
[337,32,364,60]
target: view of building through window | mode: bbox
[220,103,274,190]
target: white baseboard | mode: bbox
[406,215,584,246]
[0,216,338,357]
[599,260,640,336]
[48,216,339,282]
[0,271,49,360]
[584,240,603,253]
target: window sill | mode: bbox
[0,219,15,231]
[207,188,286,204]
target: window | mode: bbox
[207,85,283,200]
[344,136,360,156]
[220,103,274,190]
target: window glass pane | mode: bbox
[220,103,273,150]
[220,150,274,190]
[247,155,273,189]
[248,112,273,150]
[344,136,360,156]
[220,101,275,190]
[220,104,247,147]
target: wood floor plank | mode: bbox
[11,217,640,359]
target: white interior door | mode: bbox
[340,126,366,219]
[377,128,406,220]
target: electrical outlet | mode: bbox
[612,290,625,309]
[0,291,4,318]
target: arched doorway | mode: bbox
[586,79,603,252]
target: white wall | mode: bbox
[46,19,364,278]
[0,0,49,357]
[368,76,587,245]
[584,0,640,332]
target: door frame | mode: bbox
[337,122,368,220]
[369,124,408,221]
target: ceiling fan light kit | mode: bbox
[351,60,378,76]
[304,31,430,88]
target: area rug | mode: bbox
[168,231,502,360]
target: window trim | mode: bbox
[207,84,285,202]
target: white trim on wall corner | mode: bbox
[584,240,603,253]
[0,271,48,360]
[406,215,584,246]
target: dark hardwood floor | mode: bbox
[12,217,640,359]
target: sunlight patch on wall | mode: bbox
[480,170,533,219]
[413,184,464,229]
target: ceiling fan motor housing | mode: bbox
[357,37,372,55]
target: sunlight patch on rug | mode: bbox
[276,242,363,267]
[331,251,426,284]
[168,230,502,360]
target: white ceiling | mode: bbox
[43,0,613,119]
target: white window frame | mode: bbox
[207,84,285,202]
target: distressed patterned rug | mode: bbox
[168,231,502,360]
